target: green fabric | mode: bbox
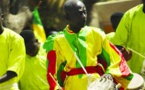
[0,28,25,90]
[64,27,87,78]
[100,48,111,67]
[107,4,145,73]
[43,31,62,53]
[32,6,46,43]
[124,73,134,81]
[57,61,67,86]
[64,27,87,68]
[43,25,133,89]
[32,7,42,25]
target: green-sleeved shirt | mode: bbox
[0,28,25,90]
[43,25,133,90]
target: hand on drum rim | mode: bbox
[88,77,116,90]
[100,74,113,81]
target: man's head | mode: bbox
[63,0,87,33]
[110,12,124,31]
[20,30,40,57]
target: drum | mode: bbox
[127,73,144,90]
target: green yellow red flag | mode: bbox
[32,7,46,43]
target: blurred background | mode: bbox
[0,0,142,37]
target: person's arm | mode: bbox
[7,31,26,83]
[0,71,17,83]
[43,35,63,90]
[107,11,133,61]
[99,34,133,89]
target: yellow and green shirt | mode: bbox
[43,26,133,90]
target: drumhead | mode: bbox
[127,73,144,90]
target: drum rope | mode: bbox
[49,73,63,90]
[127,47,145,59]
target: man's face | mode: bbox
[69,1,87,33]
[26,37,40,57]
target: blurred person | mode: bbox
[110,12,124,31]
[19,30,49,90]
[106,0,145,75]
[107,12,132,61]
[106,12,124,40]
[107,12,124,50]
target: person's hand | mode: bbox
[120,47,132,61]
[88,74,115,90]
[100,74,113,81]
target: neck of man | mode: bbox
[69,25,82,33]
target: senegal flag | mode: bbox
[32,7,46,43]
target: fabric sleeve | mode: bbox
[7,36,26,81]
[99,33,133,89]
[43,35,63,90]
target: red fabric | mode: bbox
[119,87,124,90]
[109,43,131,77]
[61,65,105,82]
[47,50,57,90]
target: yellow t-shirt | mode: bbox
[107,4,145,73]
[19,45,49,90]
[0,28,25,90]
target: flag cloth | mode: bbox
[32,7,46,43]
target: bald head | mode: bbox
[64,0,86,14]
[63,0,87,33]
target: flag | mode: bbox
[32,7,46,43]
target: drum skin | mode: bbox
[127,73,144,90]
